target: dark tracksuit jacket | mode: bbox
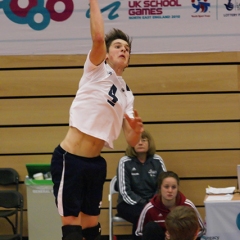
[117,154,167,206]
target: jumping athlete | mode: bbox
[50,1,144,240]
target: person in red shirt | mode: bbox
[135,171,206,240]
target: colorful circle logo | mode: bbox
[0,0,74,30]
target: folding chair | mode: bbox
[108,176,132,240]
[0,190,24,240]
[0,168,21,239]
[0,168,19,191]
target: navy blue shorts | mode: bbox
[50,145,107,217]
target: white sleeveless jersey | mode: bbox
[69,51,134,149]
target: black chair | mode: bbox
[0,190,23,240]
[0,169,22,240]
[0,168,19,191]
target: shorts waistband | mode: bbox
[55,144,101,161]
[55,144,65,154]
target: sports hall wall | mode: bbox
[0,51,240,238]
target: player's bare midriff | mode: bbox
[60,126,105,158]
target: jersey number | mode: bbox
[107,84,118,106]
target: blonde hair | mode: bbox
[125,130,156,157]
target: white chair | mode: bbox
[108,176,132,240]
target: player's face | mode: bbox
[106,39,130,69]
[160,177,178,201]
[134,138,149,153]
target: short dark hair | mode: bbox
[165,206,199,240]
[105,28,132,53]
[125,130,156,157]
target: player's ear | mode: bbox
[128,56,130,64]
[105,53,109,62]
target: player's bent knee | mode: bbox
[82,223,101,240]
[62,225,82,240]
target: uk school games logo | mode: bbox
[87,1,182,21]
[0,0,74,31]
[128,0,182,20]
[191,0,210,13]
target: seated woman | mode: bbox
[116,130,167,240]
[135,171,206,240]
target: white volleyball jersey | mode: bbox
[69,51,134,149]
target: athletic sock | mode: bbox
[62,225,82,240]
[82,223,101,240]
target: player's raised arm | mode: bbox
[89,0,106,65]
[123,110,144,147]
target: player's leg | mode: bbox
[81,214,101,240]
[61,214,82,240]
[117,202,144,240]
[51,145,85,240]
[81,155,107,240]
